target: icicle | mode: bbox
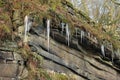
[24,15,29,43]
[101,44,105,57]
[24,15,33,43]
[61,22,65,34]
[75,28,78,38]
[47,19,50,52]
[66,24,70,46]
[110,44,114,63]
[81,30,84,43]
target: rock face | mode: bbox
[1,0,120,80]
[0,21,120,80]
[27,26,120,80]
[0,46,28,80]
[1,23,120,80]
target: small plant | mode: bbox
[0,24,11,41]
[39,0,49,5]
[0,13,10,21]
[0,0,5,7]
[53,73,68,80]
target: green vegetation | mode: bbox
[0,0,5,7]
[39,0,49,5]
[19,48,73,80]
[61,0,74,9]
[0,0,120,79]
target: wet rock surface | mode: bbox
[1,24,120,80]
[27,27,120,80]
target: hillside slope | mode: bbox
[0,0,120,80]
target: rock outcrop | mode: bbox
[0,0,120,80]
[0,43,28,80]
[26,26,120,80]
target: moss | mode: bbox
[0,24,12,41]
[12,0,22,9]
[0,0,5,7]
[39,0,49,5]
[44,0,60,11]
[17,48,29,60]
[31,52,43,66]
[2,24,11,33]
[61,0,74,9]
[59,14,68,23]
[0,13,10,21]
[0,1,120,78]
[77,10,91,22]
[51,73,68,80]
[37,69,52,80]
[19,47,71,80]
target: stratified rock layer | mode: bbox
[0,47,28,80]
[28,27,120,80]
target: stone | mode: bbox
[13,52,23,61]
[28,30,120,80]
[0,64,18,78]
[0,49,28,79]
[18,25,24,37]
[30,26,44,36]
[30,46,37,52]
[19,68,28,79]
[0,77,16,80]
[0,51,14,60]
